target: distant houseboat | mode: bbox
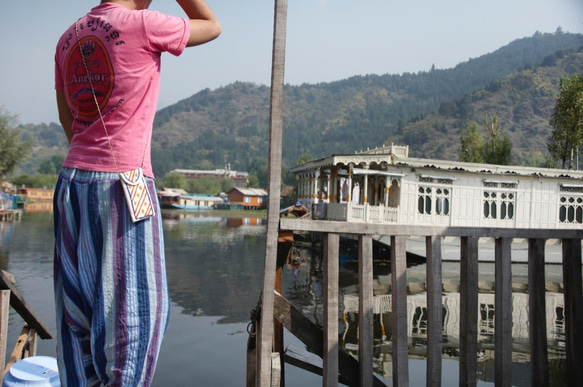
[170,194,224,211]
[291,144,583,230]
[158,188,188,209]
[216,187,268,210]
[17,187,54,203]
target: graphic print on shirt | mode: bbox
[66,36,114,118]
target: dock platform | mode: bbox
[0,210,22,222]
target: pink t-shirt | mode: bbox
[55,3,190,178]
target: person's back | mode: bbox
[53,1,220,385]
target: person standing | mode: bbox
[53,1,221,385]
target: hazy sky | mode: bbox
[1,0,582,125]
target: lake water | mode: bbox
[1,211,567,386]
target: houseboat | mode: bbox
[216,187,268,210]
[170,194,224,211]
[291,144,583,262]
[158,188,188,209]
[16,187,54,207]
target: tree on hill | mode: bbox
[459,121,484,163]
[548,72,583,169]
[458,113,513,165]
[482,113,513,165]
[0,108,34,177]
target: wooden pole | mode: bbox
[494,237,512,387]
[391,235,409,386]
[459,237,478,387]
[0,290,10,374]
[257,1,288,385]
[358,235,374,386]
[426,235,442,386]
[562,238,583,385]
[528,238,549,387]
[323,233,339,387]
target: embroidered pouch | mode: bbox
[119,168,154,222]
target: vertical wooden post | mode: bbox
[459,237,478,387]
[258,1,288,385]
[274,240,290,386]
[528,238,549,387]
[494,237,512,387]
[391,235,409,386]
[426,236,442,386]
[323,233,339,387]
[0,290,10,373]
[562,238,583,385]
[358,235,374,386]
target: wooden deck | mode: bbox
[252,220,583,386]
[0,210,21,222]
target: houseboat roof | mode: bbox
[292,145,583,183]
[172,168,249,178]
[158,188,188,197]
[228,187,268,196]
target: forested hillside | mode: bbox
[15,31,583,178]
[391,49,583,164]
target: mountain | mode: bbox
[14,31,583,177]
[389,49,583,164]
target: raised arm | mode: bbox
[176,0,222,47]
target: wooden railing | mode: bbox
[273,219,582,386]
[0,270,53,380]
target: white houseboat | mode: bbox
[291,144,583,261]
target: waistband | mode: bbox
[59,168,153,182]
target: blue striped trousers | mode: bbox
[53,168,169,386]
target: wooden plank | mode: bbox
[426,236,442,386]
[274,241,289,386]
[494,237,512,387]
[28,328,38,357]
[273,292,386,386]
[358,235,374,386]
[279,218,582,240]
[3,324,31,378]
[562,238,583,385]
[0,290,10,374]
[391,235,409,386]
[284,346,350,385]
[258,0,288,385]
[323,233,339,387]
[459,237,478,387]
[247,339,257,387]
[271,353,281,387]
[0,271,52,339]
[528,238,549,387]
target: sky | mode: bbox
[0,0,582,125]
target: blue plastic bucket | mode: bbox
[2,356,60,387]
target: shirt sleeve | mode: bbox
[54,38,66,91]
[144,11,190,57]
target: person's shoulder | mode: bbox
[139,8,184,23]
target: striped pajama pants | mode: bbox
[53,168,169,386]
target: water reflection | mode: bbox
[162,210,267,324]
[1,211,321,386]
[280,239,568,386]
[1,211,569,385]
